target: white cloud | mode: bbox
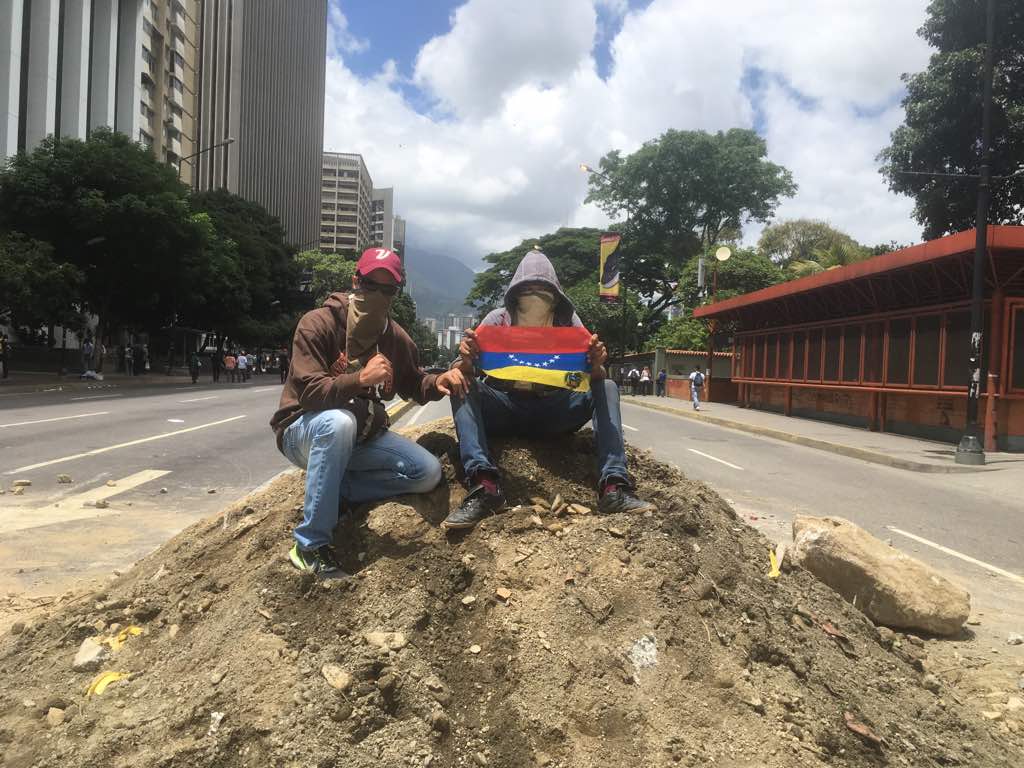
[327,4,368,56]
[323,0,934,268]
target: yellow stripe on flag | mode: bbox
[484,365,591,392]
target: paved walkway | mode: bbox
[622,394,1024,474]
[0,370,277,395]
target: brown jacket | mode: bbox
[270,292,441,449]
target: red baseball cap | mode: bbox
[356,247,404,283]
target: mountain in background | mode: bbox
[405,248,478,320]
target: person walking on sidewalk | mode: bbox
[224,351,237,383]
[0,333,9,379]
[278,349,290,384]
[210,350,221,382]
[656,368,667,397]
[271,247,466,578]
[237,351,250,382]
[688,365,705,411]
[639,366,652,396]
[81,337,94,373]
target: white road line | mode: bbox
[688,448,744,471]
[622,423,639,432]
[0,411,109,429]
[179,395,217,403]
[406,404,429,426]
[70,393,123,401]
[0,469,171,534]
[4,415,247,474]
[887,526,1024,586]
[249,387,278,393]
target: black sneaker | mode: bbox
[597,480,656,515]
[442,486,506,531]
[289,543,348,579]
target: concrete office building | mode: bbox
[320,151,372,253]
[371,187,394,250]
[1,0,200,182]
[393,214,406,259]
[195,0,327,248]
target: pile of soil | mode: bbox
[0,421,1018,768]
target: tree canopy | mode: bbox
[756,218,873,278]
[879,0,1024,239]
[0,233,85,332]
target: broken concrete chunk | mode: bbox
[495,587,512,602]
[1007,633,1023,646]
[12,479,31,487]
[321,663,353,691]
[72,637,110,671]
[57,474,72,484]
[791,516,970,636]
[364,631,408,651]
[46,707,66,727]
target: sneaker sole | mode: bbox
[441,502,507,531]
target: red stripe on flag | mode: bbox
[474,325,592,354]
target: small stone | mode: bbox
[745,696,766,714]
[46,708,65,727]
[12,479,31,487]
[981,710,1003,721]
[1005,696,1023,712]
[712,673,734,689]
[10,621,25,635]
[495,587,512,602]
[473,752,489,766]
[530,515,544,528]
[469,644,481,655]
[321,663,353,691]
[461,595,477,606]
[967,618,982,626]
[73,637,109,671]
[105,480,117,487]
[329,702,353,722]
[429,710,451,733]
[922,674,941,693]
[57,474,72,484]
[210,670,226,686]
[616,549,631,564]
[1007,633,1023,646]
[364,631,408,651]
[207,488,217,494]
[876,626,897,646]
[12,486,24,495]
[159,488,168,494]
[94,499,109,509]
[608,527,625,538]
[550,494,563,511]
[168,624,180,639]
[376,674,397,694]
[906,634,924,647]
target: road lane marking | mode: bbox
[406,404,429,426]
[249,387,279,393]
[4,415,247,474]
[887,526,1024,586]
[179,396,217,403]
[622,423,639,432]
[688,448,744,471]
[70,394,123,401]
[0,411,109,429]
[167,419,185,423]
[0,469,171,534]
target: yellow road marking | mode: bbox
[0,469,171,534]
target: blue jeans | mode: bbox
[691,385,701,409]
[451,378,629,486]
[281,409,442,550]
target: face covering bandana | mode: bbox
[515,288,556,327]
[347,289,393,362]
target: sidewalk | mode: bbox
[622,394,1024,474]
[0,370,274,395]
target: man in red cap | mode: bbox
[271,248,466,578]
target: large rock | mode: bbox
[791,516,970,636]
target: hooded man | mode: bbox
[271,248,467,578]
[439,249,654,530]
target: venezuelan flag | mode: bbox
[476,325,593,391]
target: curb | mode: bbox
[386,399,417,424]
[621,398,988,474]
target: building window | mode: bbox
[942,310,971,388]
[842,325,861,382]
[823,326,841,382]
[912,314,941,387]
[864,321,884,383]
[886,317,911,385]
[792,331,806,380]
[808,329,823,380]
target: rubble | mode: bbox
[0,422,1016,767]
[792,515,971,636]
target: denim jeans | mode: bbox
[691,385,701,409]
[451,378,629,486]
[281,409,442,550]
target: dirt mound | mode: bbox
[0,421,1018,768]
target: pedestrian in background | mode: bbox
[278,349,289,384]
[627,366,640,396]
[81,336,94,373]
[656,368,667,397]
[125,344,135,376]
[237,350,250,382]
[689,365,705,411]
[210,350,221,383]
[640,366,652,396]
[0,333,9,379]
[189,351,201,383]
[224,351,237,383]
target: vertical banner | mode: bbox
[599,233,621,303]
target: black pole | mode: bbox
[955,0,995,466]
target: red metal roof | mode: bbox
[693,225,1024,319]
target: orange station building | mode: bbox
[693,226,1024,452]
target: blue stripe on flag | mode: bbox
[478,351,588,372]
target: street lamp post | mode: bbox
[705,246,731,402]
[177,137,235,182]
[580,163,632,362]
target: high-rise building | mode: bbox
[195,0,327,249]
[393,215,406,260]
[370,187,393,250]
[1,0,200,182]
[320,151,372,254]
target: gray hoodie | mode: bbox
[478,250,583,328]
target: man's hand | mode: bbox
[588,334,608,374]
[459,329,480,360]
[358,353,393,388]
[436,368,471,398]
[329,351,349,376]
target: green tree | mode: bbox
[294,249,357,306]
[645,316,707,352]
[584,128,796,319]
[677,247,785,315]
[757,218,864,266]
[0,233,85,332]
[879,0,1024,239]
[0,129,199,340]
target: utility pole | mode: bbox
[955,0,995,466]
